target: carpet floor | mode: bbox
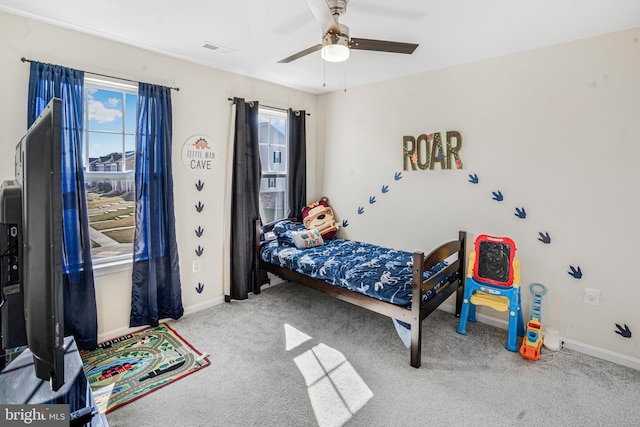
[105,282,640,427]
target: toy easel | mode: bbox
[520,282,547,361]
[457,235,524,352]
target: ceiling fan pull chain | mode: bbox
[323,58,326,87]
[343,60,347,92]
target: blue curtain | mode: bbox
[28,62,98,350]
[131,83,183,327]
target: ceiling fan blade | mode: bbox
[277,44,322,63]
[349,38,418,54]
[305,0,341,34]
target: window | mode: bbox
[258,108,288,223]
[84,78,137,264]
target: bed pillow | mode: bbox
[272,220,306,236]
[291,229,324,249]
[272,220,307,246]
[277,230,296,247]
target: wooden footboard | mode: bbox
[410,231,467,367]
[255,219,466,368]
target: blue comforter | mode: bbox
[260,238,450,308]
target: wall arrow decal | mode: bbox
[615,323,632,338]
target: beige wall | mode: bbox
[0,11,317,341]
[319,28,640,367]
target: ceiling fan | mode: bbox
[277,0,419,64]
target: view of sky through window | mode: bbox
[86,87,136,160]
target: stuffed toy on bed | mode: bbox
[301,197,337,240]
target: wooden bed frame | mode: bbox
[255,219,467,368]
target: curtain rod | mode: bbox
[227,97,310,116]
[21,57,179,91]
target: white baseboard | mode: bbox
[560,339,640,371]
[97,296,225,344]
[183,296,225,316]
[437,304,640,371]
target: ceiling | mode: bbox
[2,0,640,94]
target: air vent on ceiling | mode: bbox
[203,42,236,55]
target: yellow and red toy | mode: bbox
[520,282,547,361]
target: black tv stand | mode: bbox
[0,337,108,426]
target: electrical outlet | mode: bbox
[192,260,201,273]
[584,288,600,305]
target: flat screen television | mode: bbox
[0,97,65,391]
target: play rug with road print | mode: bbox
[80,323,210,413]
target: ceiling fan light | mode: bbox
[321,33,350,62]
[321,44,349,62]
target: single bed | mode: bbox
[255,219,467,368]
